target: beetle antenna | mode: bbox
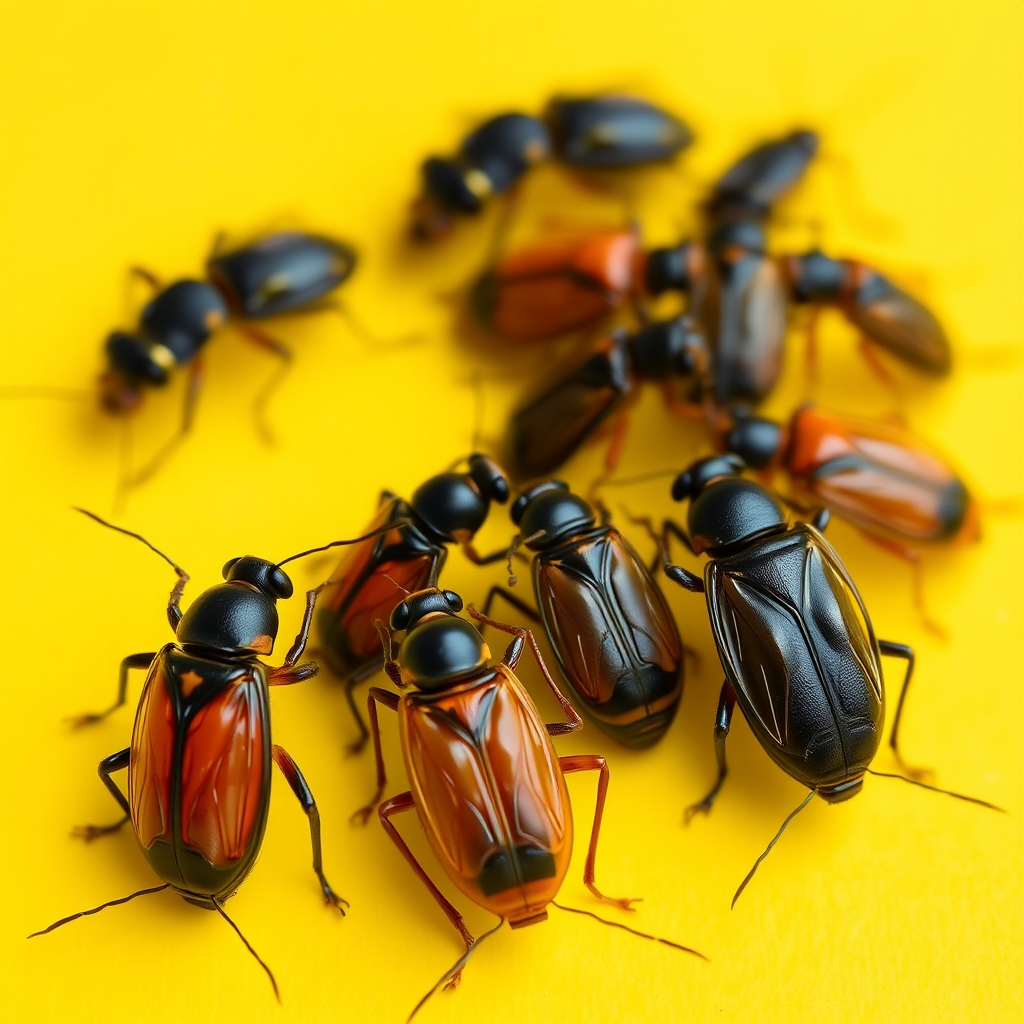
[210,895,280,1002]
[276,520,413,567]
[382,572,414,596]
[75,508,187,582]
[505,530,545,586]
[551,901,707,960]
[865,769,1005,812]
[406,918,505,1024]
[732,788,817,908]
[28,883,170,938]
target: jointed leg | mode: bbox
[559,754,639,911]
[342,656,386,756]
[379,792,476,978]
[351,687,400,824]
[68,653,156,728]
[236,323,293,444]
[73,748,131,841]
[878,640,931,780]
[467,604,583,735]
[861,532,947,639]
[271,744,348,913]
[685,680,736,822]
[480,585,540,624]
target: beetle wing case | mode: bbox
[316,497,444,673]
[399,668,572,923]
[534,529,682,747]
[128,645,272,903]
[704,525,885,789]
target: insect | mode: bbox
[2,231,358,489]
[642,130,951,404]
[353,586,704,1019]
[30,510,402,996]
[314,453,511,753]
[484,481,685,748]
[508,316,708,479]
[719,404,978,632]
[411,93,693,241]
[650,455,1000,903]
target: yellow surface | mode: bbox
[1,2,1021,1023]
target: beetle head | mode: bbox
[627,316,707,381]
[720,408,784,469]
[410,454,509,543]
[511,480,596,550]
[390,588,489,691]
[176,556,291,656]
[672,456,787,556]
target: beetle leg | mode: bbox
[279,578,336,668]
[460,541,517,566]
[586,414,631,513]
[379,791,476,978]
[268,661,318,686]
[856,335,902,396]
[351,687,401,824]
[128,265,162,291]
[66,652,156,729]
[802,305,822,385]
[72,748,131,841]
[878,640,933,781]
[271,744,349,914]
[340,656,386,756]
[480,585,540,627]
[467,604,583,735]
[559,754,640,911]
[235,323,293,445]
[686,681,736,822]
[125,356,205,489]
[663,518,699,557]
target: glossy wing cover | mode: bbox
[509,333,632,477]
[400,669,572,922]
[315,497,442,671]
[472,229,639,341]
[534,529,682,747]
[705,525,885,788]
[788,406,976,543]
[129,645,271,898]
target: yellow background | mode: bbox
[1,2,1021,1022]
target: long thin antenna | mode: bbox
[551,901,707,960]
[866,769,1005,812]
[28,883,170,938]
[211,896,280,1002]
[732,788,817,908]
[276,519,413,567]
[75,508,186,578]
[407,918,505,1024]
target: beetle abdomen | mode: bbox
[129,646,271,901]
[706,526,884,789]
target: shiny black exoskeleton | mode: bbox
[657,456,918,809]
[411,93,692,240]
[483,481,684,747]
[509,316,707,477]
[315,454,511,751]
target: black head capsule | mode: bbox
[176,556,293,656]
[511,481,597,550]
[627,316,706,381]
[207,232,357,319]
[390,588,489,691]
[547,94,693,167]
[720,408,786,470]
[410,453,510,544]
[671,455,787,556]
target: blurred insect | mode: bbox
[484,481,684,748]
[1,231,367,490]
[508,317,708,479]
[353,586,704,1020]
[30,510,403,997]
[647,456,1000,904]
[641,129,951,404]
[719,404,978,634]
[314,453,510,752]
[411,94,693,242]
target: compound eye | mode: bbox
[390,602,411,632]
[670,472,691,503]
[510,493,529,525]
[726,453,747,473]
[269,566,293,599]
[442,590,464,612]
[222,556,241,579]
[491,476,510,503]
